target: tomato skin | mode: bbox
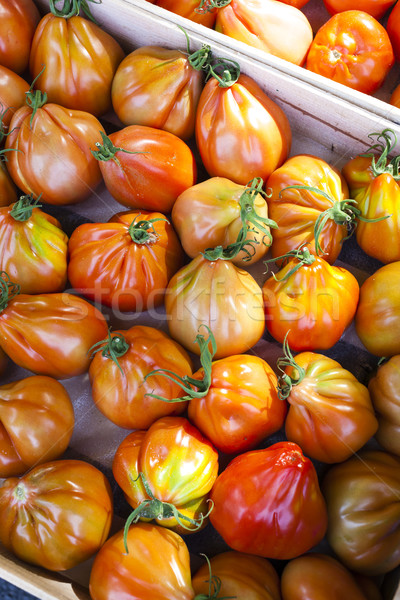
[111,46,203,141]
[150,0,217,27]
[0,376,74,478]
[112,417,219,533]
[0,0,40,74]
[306,11,394,94]
[355,261,400,356]
[165,255,265,359]
[0,293,108,379]
[192,551,281,599]
[29,14,124,117]
[0,347,7,375]
[390,84,400,107]
[0,460,113,571]
[368,355,400,456]
[387,2,400,62]
[284,352,378,463]
[68,210,184,312]
[97,125,197,213]
[89,326,192,429]
[210,441,327,559]
[0,66,30,131]
[89,523,195,600]
[279,0,310,7]
[266,155,349,264]
[322,450,400,575]
[195,74,291,186]
[215,0,313,66]
[5,104,104,206]
[188,355,287,454]
[323,0,396,19]
[0,164,18,208]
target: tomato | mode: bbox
[322,450,400,575]
[165,254,265,359]
[0,196,68,294]
[210,441,328,559]
[0,0,40,73]
[323,0,396,19]
[342,130,400,264]
[387,1,400,62]
[281,553,375,600]
[0,347,7,375]
[390,84,400,108]
[368,355,400,456]
[279,0,310,7]
[112,417,218,533]
[172,177,275,267]
[306,11,395,94]
[5,97,104,206]
[195,73,291,186]
[281,351,378,463]
[215,0,313,66]
[0,161,18,208]
[68,210,184,311]
[89,523,195,600]
[192,551,281,599]
[150,0,217,27]
[0,65,29,135]
[0,460,113,571]
[266,154,350,264]
[89,326,192,429]
[0,375,74,478]
[0,279,108,379]
[93,126,197,213]
[355,261,400,356]
[30,12,124,117]
[111,45,204,140]
[262,247,360,351]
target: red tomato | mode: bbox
[279,0,310,6]
[30,13,124,116]
[89,326,192,429]
[387,1,400,61]
[112,417,218,533]
[390,84,400,107]
[0,65,29,134]
[0,375,74,478]
[0,0,40,73]
[369,355,400,456]
[89,523,195,600]
[210,441,328,559]
[306,11,394,94]
[151,0,217,27]
[195,73,291,186]
[93,126,197,213]
[323,0,396,19]
[0,460,113,571]
[68,210,184,311]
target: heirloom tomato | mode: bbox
[89,326,192,429]
[0,195,68,294]
[0,275,108,379]
[0,0,40,73]
[0,160,18,208]
[214,0,312,65]
[68,210,184,312]
[30,10,124,116]
[210,441,328,559]
[0,460,113,571]
[369,355,400,456]
[342,130,400,264]
[306,11,394,94]
[263,247,359,351]
[323,0,396,19]
[172,177,276,267]
[322,450,400,575]
[89,523,194,600]
[279,0,310,6]
[0,375,74,478]
[5,94,104,205]
[112,417,218,533]
[387,1,400,61]
[111,45,205,140]
[281,553,375,600]
[0,66,29,136]
[266,154,350,263]
[151,0,217,27]
[280,349,377,463]
[0,347,7,375]
[93,126,196,213]
[192,551,281,599]
[355,261,400,356]
[195,71,291,186]
[390,84,400,108]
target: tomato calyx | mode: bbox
[194,554,236,600]
[0,272,20,312]
[276,333,305,400]
[196,0,231,14]
[205,58,240,88]
[239,177,276,245]
[177,27,213,72]
[265,246,316,282]
[49,0,100,23]
[88,328,129,375]
[10,194,42,222]
[128,214,168,245]
[362,128,400,179]
[92,131,149,167]
[144,325,217,402]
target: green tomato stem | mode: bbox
[88,329,130,375]
[10,194,42,222]
[361,128,400,179]
[0,272,20,312]
[49,0,100,22]
[276,332,305,400]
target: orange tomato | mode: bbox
[387,1,400,61]
[149,0,217,27]
[369,355,400,456]
[0,66,29,134]
[390,84,400,108]
[323,0,396,19]
[0,0,40,73]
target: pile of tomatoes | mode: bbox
[0,0,400,599]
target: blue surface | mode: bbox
[0,578,37,599]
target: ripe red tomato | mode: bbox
[150,0,217,27]
[306,11,394,94]
[0,0,40,73]
[387,1,400,61]
[0,66,29,133]
[279,0,310,6]
[195,73,291,186]
[68,210,184,311]
[210,441,328,559]
[30,13,124,116]
[369,355,400,456]
[0,375,74,478]
[390,84,400,108]
[323,0,396,19]
[89,326,193,429]
[0,460,113,571]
